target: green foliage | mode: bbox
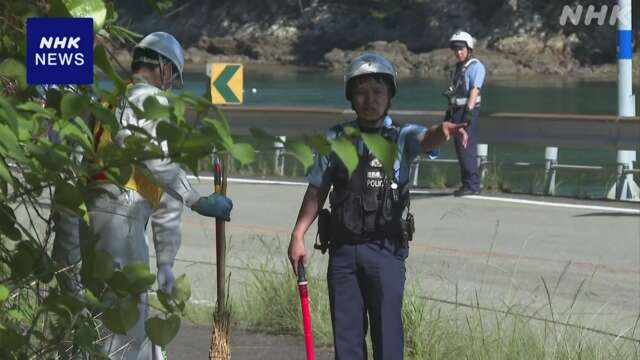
[0,1,397,358]
[145,314,180,346]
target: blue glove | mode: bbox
[191,193,233,220]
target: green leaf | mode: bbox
[0,203,21,241]
[145,314,180,346]
[0,124,19,154]
[94,45,125,94]
[35,253,55,284]
[102,298,139,334]
[63,0,107,31]
[0,58,27,91]
[173,100,185,124]
[54,181,84,214]
[122,261,156,294]
[361,133,396,177]
[0,285,9,303]
[57,119,93,151]
[0,96,20,133]
[156,121,185,145]
[229,143,256,166]
[157,290,175,312]
[60,92,90,120]
[0,157,13,187]
[171,274,191,303]
[11,242,36,279]
[143,96,170,120]
[330,137,358,177]
[83,289,106,310]
[205,118,233,148]
[286,141,314,172]
[342,126,360,137]
[91,250,115,281]
[0,328,25,351]
[42,292,85,320]
[91,103,118,133]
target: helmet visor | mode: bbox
[449,41,467,50]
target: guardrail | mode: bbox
[267,137,639,202]
[221,107,640,149]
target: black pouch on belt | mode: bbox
[314,208,332,254]
[399,212,415,247]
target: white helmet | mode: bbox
[134,32,184,88]
[344,52,398,100]
[449,30,475,50]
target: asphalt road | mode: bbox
[152,178,640,337]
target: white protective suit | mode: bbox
[84,77,199,360]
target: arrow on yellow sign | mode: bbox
[210,63,243,105]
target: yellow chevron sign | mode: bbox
[210,63,243,105]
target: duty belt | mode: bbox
[449,95,481,107]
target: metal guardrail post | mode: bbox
[607,150,639,201]
[410,160,420,187]
[274,136,286,176]
[477,143,489,182]
[544,147,558,196]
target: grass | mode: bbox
[195,258,640,360]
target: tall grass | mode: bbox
[233,259,640,359]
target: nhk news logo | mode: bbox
[26,17,93,85]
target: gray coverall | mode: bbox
[83,77,200,360]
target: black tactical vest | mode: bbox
[328,123,410,242]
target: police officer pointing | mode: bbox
[288,53,468,360]
[444,30,486,196]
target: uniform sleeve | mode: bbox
[151,192,183,267]
[153,165,201,208]
[306,153,332,190]
[402,124,428,162]
[117,91,201,207]
[467,62,486,89]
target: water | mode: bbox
[99,66,639,199]
[99,66,637,115]
[177,66,640,115]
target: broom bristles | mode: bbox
[209,307,231,360]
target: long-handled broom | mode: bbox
[209,156,231,360]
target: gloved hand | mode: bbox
[157,263,175,294]
[462,108,474,127]
[190,193,233,221]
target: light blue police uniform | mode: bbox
[307,115,435,360]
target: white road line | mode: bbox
[187,176,640,214]
[187,175,307,187]
[462,195,639,214]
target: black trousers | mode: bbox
[327,238,408,360]
[450,106,481,192]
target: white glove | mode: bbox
[157,264,175,294]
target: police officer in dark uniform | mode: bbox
[444,30,486,196]
[288,53,468,360]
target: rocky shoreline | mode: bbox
[112,0,639,80]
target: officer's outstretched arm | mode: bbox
[288,184,329,274]
[421,122,468,151]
